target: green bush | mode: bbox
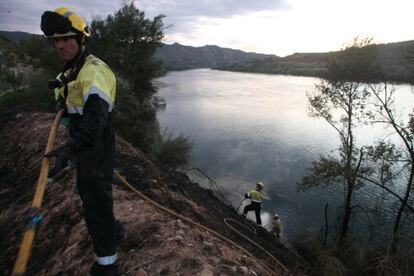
[0,70,55,127]
[154,128,192,170]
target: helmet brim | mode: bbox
[45,31,79,38]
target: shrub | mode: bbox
[154,128,192,170]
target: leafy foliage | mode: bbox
[301,156,344,191]
[18,36,62,74]
[301,37,379,244]
[89,2,164,102]
[113,82,160,150]
[88,2,168,152]
[0,46,23,92]
[0,70,55,127]
[0,35,56,122]
[324,37,380,83]
[154,129,192,170]
[365,141,402,186]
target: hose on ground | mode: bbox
[115,171,291,276]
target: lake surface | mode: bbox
[155,68,414,242]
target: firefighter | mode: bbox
[41,7,118,275]
[272,213,283,240]
[242,182,268,226]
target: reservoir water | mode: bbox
[156,68,414,242]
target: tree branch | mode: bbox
[358,175,414,214]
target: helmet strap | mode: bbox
[63,36,87,70]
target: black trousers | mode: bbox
[243,201,262,225]
[75,125,116,257]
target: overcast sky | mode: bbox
[0,0,412,56]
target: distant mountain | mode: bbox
[219,40,414,83]
[0,30,40,43]
[0,30,276,71]
[154,43,276,70]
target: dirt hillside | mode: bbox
[0,112,306,275]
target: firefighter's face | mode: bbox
[53,36,79,61]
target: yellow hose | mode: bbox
[12,110,63,276]
[224,218,291,275]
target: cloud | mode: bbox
[0,0,282,54]
[135,0,287,18]
[131,0,288,49]
[0,0,120,34]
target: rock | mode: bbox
[176,229,185,236]
[176,219,189,229]
[211,257,220,264]
[239,266,249,274]
[136,268,147,276]
[203,241,213,247]
[199,264,215,276]
[175,235,184,241]
[222,264,237,273]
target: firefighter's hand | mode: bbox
[244,193,250,199]
[55,96,66,113]
[45,142,76,177]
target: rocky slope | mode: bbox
[0,113,305,275]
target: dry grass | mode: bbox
[292,236,414,276]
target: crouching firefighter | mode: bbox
[272,213,283,240]
[41,7,118,275]
[242,182,268,226]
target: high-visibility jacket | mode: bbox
[55,54,116,115]
[247,189,266,203]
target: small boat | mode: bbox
[152,96,167,107]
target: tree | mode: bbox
[89,2,165,150]
[89,2,164,102]
[300,37,379,244]
[0,49,23,92]
[363,81,414,251]
[18,36,62,75]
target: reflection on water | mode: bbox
[156,68,414,241]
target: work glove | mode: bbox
[45,141,77,177]
[48,79,64,90]
[244,193,250,199]
[55,95,66,113]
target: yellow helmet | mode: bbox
[41,7,90,38]
[256,182,264,190]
